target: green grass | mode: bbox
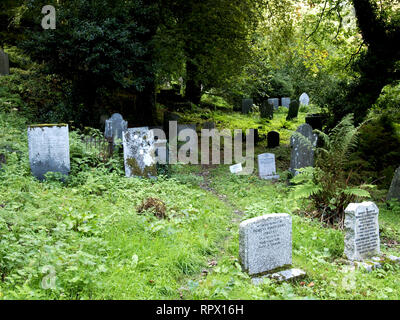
[1,108,400,300]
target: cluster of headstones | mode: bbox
[242,93,310,121]
[239,200,400,284]
[0,49,10,76]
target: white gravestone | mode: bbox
[258,153,279,180]
[281,97,291,108]
[344,202,380,261]
[268,98,279,110]
[299,93,310,106]
[123,127,157,178]
[104,113,128,144]
[239,214,292,275]
[27,124,70,180]
[230,163,243,174]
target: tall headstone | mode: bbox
[344,202,380,261]
[387,167,400,201]
[289,124,318,176]
[268,98,279,110]
[122,127,157,178]
[0,50,10,76]
[242,99,253,114]
[258,153,279,180]
[239,214,292,275]
[286,100,299,121]
[281,97,291,109]
[27,124,70,180]
[267,131,280,148]
[260,101,274,120]
[299,93,310,106]
[104,113,127,144]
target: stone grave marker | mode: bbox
[203,121,215,130]
[258,153,279,180]
[0,50,10,76]
[239,213,292,275]
[286,100,299,121]
[344,202,380,261]
[289,124,318,176]
[281,97,291,108]
[27,124,70,181]
[299,92,310,106]
[242,99,253,114]
[230,163,243,174]
[177,124,197,143]
[104,113,127,144]
[268,98,279,110]
[387,167,400,201]
[260,101,274,120]
[267,131,280,148]
[122,127,157,178]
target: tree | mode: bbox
[21,0,159,126]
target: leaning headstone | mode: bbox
[286,100,299,121]
[122,127,157,178]
[387,167,400,201]
[344,202,380,261]
[258,153,279,180]
[268,98,279,110]
[239,214,292,275]
[289,124,318,176]
[267,131,280,148]
[242,99,253,114]
[281,97,291,108]
[0,50,10,76]
[299,93,310,106]
[260,101,274,120]
[104,113,128,144]
[230,163,243,174]
[27,124,70,181]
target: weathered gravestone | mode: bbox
[239,214,292,275]
[242,99,253,114]
[27,124,70,180]
[344,202,380,261]
[299,93,310,106]
[289,124,318,176]
[123,127,157,178]
[0,50,10,76]
[286,100,299,121]
[178,124,197,143]
[104,113,128,144]
[230,163,243,174]
[260,101,274,120]
[268,98,279,110]
[258,153,279,180]
[281,97,291,108]
[387,167,400,201]
[267,131,280,148]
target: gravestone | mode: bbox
[0,50,10,76]
[0,153,6,170]
[230,163,243,174]
[344,202,380,261]
[299,93,310,106]
[267,131,280,148]
[258,153,279,180]
[104,113,128,144]
[203,121,215,130]
[27,124,70,181]
[268,98,279,110]
[289,124,318,176]
[163,112,181,136]
[260,101,274,120]
[281,97,291,108]
[305,113,326,131]
[239,214,292,275]
[122,127,157,178]
[286,100,299,121]
[154,139,169,165]
[387,167,400,201]
[242,99,253,114]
